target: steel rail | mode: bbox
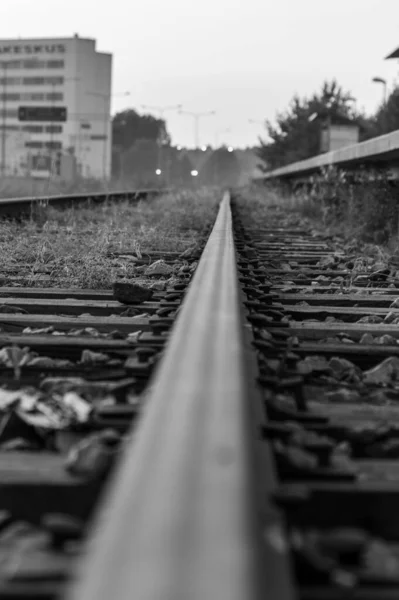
[0,188,167,206]
[65,191,262,600]
[0,188,169,218]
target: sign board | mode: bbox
[31,155,51,171]
[0,44,65,55]
[18,106,67,122]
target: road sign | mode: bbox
[18,106,67,122]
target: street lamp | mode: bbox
[178,109,216,149]
[372,77,387,105]
[141,104,182,121]
[87,91,130,180]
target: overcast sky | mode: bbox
[0,0,398,148]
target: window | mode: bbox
[0,109,18,118]
[25,141,43,148]
[47,60,64,69]
[0,77,22,85]
[23,77,44,85]
[46,76,63,85]
[45,141,62,150]
[0,93,20,101]
[23,60,45,69]
[0,60,64,70]
[2,60,22,69]
[90,134,107,140]
[46,92,63,101]
[21,93,45,101]
[45,125,62,134]
[22,125,43,133]
[80,123,91,129]
[23,76,64,86]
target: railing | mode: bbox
[65,191,264,600]
[262,129,399,180]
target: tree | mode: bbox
[363,86,399,139]
[119,139,159,186]
[117,141,195,187]
[257,80,365,171]
[168,150,194,187]
[112,109,170,153]
[198,147,240,187]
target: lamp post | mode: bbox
[178,109,216,149]
[87,91,130,180]
[372,77,387,106]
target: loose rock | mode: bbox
[364,357,399,385]
[113,281,154,304]
[144,260,174,276]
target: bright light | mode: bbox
[155,169,162,175]
[227,146,234,152]
[191,170,198,177]
[176,145,182,150]
[201,145,207,151]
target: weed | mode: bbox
[0,188,219,289]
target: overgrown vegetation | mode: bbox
[243,168,399,249]
[0,189,219,289]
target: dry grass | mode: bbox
[233,184,311,229]
[236,181,399,267]
[0,188,219,289]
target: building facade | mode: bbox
[0,35,112,179]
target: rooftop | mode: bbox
[386,46,399,59]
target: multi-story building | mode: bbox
[0,35,112,179]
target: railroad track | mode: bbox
[0,187,165,219]
[231,192,399,600]
[1,187,399,599]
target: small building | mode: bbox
[320,114,359,153]
[0,35,112,180]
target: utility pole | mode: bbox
[178,109,216,149]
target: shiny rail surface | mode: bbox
[65,191,262,600]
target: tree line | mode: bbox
[256,79,399,171]
[110,108,246,187]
